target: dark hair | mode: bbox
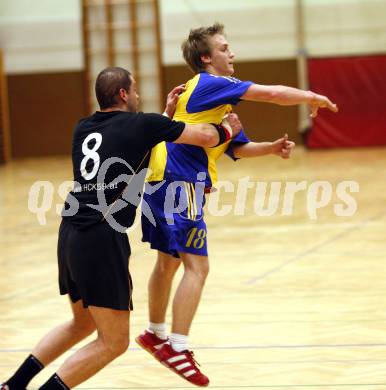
[181,22,225,73]
[95,67,132,109]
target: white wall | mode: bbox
[161,0,386,65]
[0,0,82,73]
[160,0,297,64]
[0,0,385,74]
[304,0,386,57]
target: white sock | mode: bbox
[169,333,188,352]
[148,322,168,340]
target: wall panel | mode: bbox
[7,71,86,157]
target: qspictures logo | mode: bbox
[27,157,359,232]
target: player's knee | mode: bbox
[186,262,209,282]
[199,264,210,281]
[156,258,180,278]
[80,320,96,336]
[104,334,130,358]
[72,317,96,337]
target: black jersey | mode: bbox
[62,111,185,230]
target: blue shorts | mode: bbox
[141,181,207,258]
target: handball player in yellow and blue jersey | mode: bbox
[136,23,338,387]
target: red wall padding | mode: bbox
[306,55,386,148]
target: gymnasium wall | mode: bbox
[7,71,86,157]
[1,0,386,157]
[161,0,386,146]
[161,0,386,63]
[0,0,84,158]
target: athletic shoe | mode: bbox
[0,384,24,390]
[135,330,168,355]
[154,343,209,387]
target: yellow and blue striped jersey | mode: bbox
[147,72,253,188]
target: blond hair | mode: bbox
[181,23,225,73]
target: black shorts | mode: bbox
[58,219,133,311]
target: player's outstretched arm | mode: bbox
[233,134,295,159]
[241,84,338,118]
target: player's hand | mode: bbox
[223,113,243,138]
[271,133,295,159]
[308,92,338,118]
[164,84,186,118]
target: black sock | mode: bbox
[39,374,69,390]
[5,354,44,389]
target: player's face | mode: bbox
[206,34,235,76]
[127,76,139,112]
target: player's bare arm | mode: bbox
[241,84,338,117]
[233,133,295,159]
[173,123,220,147]
[225,112,295,159]
[173,115,238,148]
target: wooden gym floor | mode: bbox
[0,146,386,389]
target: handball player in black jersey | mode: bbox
[1,67,238,390]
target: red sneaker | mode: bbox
[135,330,168,355]
[154,343,209,387]
[1,384,25,390]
